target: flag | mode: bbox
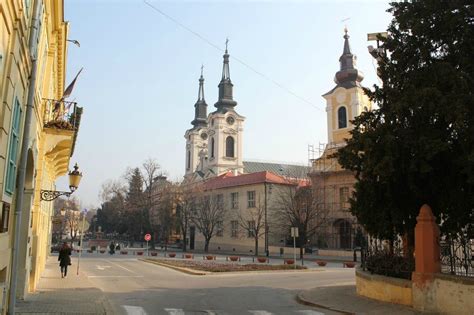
[62,68,83,99]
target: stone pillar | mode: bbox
[412,204,441,311]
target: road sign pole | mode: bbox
[146,240,149,256]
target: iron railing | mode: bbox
[43,98,79,131]
[440,236,474,277]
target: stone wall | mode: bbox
[412,273,474,315]
[356,270,413,306]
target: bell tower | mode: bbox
[206,40,245,176]
[184,67,209,178]
[323,28,372,144]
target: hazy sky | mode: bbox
[59,0,392,208]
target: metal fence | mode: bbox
[440,236,474,277]
[43,98,79,130]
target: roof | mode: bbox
[203,171,307,191]
[243,161,310,178]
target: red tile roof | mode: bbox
[203,171,309,190]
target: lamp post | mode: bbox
[40,163,82,201]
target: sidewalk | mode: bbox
[16,256,116,314]
[297,285,422,315]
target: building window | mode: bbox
[226,136,235,157]
[216,194,224,210]
[247,191,256,208]
[216,221,223,237]
[187,150,191,170]
[0,203,10,233]
[210,137,215,158]
[338,106,347,129]
[340,187,349,205]
[5,99,22,195]
[230,192,239,209]
[231,220,238,238]
[247,220,255,238]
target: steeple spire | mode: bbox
[191,66,208,128]
[334,27,364,87]
[215,38,237,111]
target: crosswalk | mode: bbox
[122,306,325,315]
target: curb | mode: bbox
[296,292,354,315]
[139,259,208,275]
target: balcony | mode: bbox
[43,99,80,131]
[42,99,83,177]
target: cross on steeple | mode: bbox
[225,38,229,53]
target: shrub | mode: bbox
[365,252,414,280]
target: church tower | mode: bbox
[184,68,209,178]
[206,42,245,176]
[323,28,372,144]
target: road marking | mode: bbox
[88,275,144,278]
[164,308,185,315]
[249,311,273,315]
[123,305,147,315]
[205,311,216,315]
[96,265,111,270]
[296,310,325,315]
[107,259,137,274]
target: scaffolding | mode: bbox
[307,143,361,249]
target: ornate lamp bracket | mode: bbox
[40,190,72,201]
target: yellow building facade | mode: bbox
[0,1,81,313]
[309,29,371,249]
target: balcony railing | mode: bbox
[43,98,79,131]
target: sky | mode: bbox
[59,0,393,209]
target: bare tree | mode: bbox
[238,196,266,256]
[274,184,327,258]
[176,185,200,252]
[191,193,227,252]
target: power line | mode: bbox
[143,0,323,112]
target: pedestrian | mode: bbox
[58,242,72,278]
[116,243,121,251]
[109,242,115,255]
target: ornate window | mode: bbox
[210,137,215,158]
[226,136,235,158]
[338,106,347,129]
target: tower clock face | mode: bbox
[226,116,235,125]
[201,132,208,140]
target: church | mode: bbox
[180,30,372,253]
[184,43,308,182]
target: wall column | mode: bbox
[411,204,441,312]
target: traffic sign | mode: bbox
[144,234,151,241]
[291,227,299,238]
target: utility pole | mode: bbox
[8,0,42,313]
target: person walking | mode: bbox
[58,242,72,278]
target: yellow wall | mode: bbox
[324,86,372,145]
[356,269,413,306]
[0,0,78,311]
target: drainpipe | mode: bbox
[8,0,42,313]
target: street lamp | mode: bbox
[66,39,81,47]
[40,163,82,201]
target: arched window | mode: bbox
[338,106,347,129]
[210,138,215,158]
[226,136,235,157]
[187,150,191,170]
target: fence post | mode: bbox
[412,204,441,312]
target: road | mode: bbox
[75,255,355,315]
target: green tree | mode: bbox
[336,1,474,248]
[125,167,148,241]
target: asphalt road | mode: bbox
[78,256,355,315]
